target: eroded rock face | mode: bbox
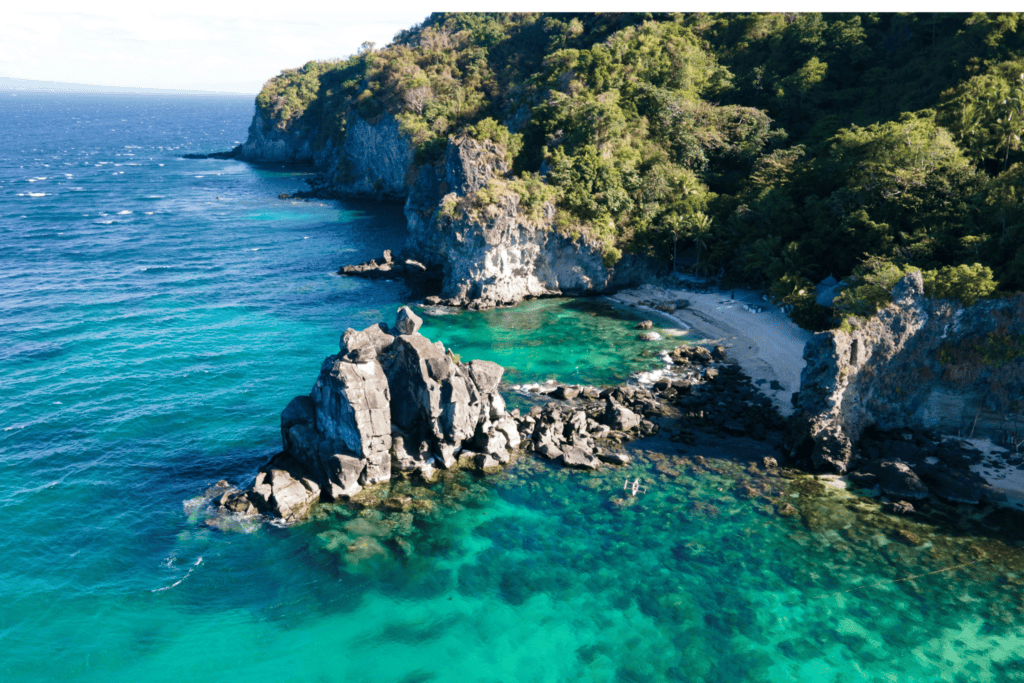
[792,272,1024,473]
[222,307,515,522]
[402,136,660,308]
[237,116,315,163]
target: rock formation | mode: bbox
[792,271,1024,473]
[233,108,663,307]
[219,306,519,522]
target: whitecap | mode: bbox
[53,401,62,405]
[27,192,48,197]
[251,248,259,251]
[117,210,132,215]
[303,236,309,239]
[144,211,154,215]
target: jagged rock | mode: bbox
[917,467,984,505]
[551,385,580,400]
[475,451,505,472]
[312,351,392,481]
[883,500,915,515]
[250,453,321,523]
[221,308,514,523]
[712,345,727,361]
[281,395,316,451]
[393,306,423,336]
[561,446,601,469]
[598,451,631,466]
[316,445,365,498]
[636,320,653,330]
[860,460,929,500]
[537,443,564,459]
[638,331,662,341]
[602,401,642,431]
[219,490,258,516]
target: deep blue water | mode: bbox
[4,91,1024,683]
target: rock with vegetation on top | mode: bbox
[792,271,1024,473]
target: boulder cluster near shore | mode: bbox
[214,305,790,524]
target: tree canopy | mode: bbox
[255,12,1024,328]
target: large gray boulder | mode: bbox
[393,306,423,336]
[860,460,930,501]
[249,453,321,523]
[312,354,392,482]
[221,308,516,523]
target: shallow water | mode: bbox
[3,92,1024,683]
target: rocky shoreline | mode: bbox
[206,272,1024,540]
[210,302,794,526]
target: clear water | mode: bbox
[3,92,1024,683]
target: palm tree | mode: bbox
[687,211,713,274]
[995,74,1024,171]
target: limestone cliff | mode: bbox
[403,136,622,307]
[237,114,315,163]
[237,106,662,305]
[793,271,1024,472]
[238,110,414,201]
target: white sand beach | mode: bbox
[610,274,814,415]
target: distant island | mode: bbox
[0,76,253,97]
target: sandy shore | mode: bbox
[609,274,813,416]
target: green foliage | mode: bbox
[466,118,524,163]
[922,263,999,305]
[833,256,916,319]
[254,12,1024,331]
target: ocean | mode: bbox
[3,91,1024,682]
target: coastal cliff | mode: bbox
[793,271,1024,474]
[239,102,663,306]
[403,136,629,307]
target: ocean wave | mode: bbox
[117,210,132,215]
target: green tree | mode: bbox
[922,263,998,304]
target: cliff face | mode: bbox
[315,115,415,200]
[794,271,1024,472]
[237,115,315,163]
[238,111,414,200]
[238,111,662,305]
[403,136,651,307]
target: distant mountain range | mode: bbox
[0,76,253,96]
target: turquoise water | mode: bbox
[3,92,1024,682]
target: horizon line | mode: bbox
[0,76,256,97]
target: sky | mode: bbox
[0,3,430,94]
[2,2,1011,95]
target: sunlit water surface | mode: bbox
[2,92,1024,683]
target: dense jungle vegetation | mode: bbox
[256,12,1024,327]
